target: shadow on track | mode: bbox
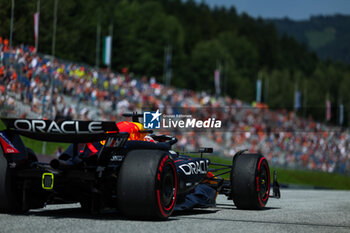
[13,206,217,221]
[172,209,218,216]
[214,204,281,211]
[8,204,280,222]
[26,207,127,221]
[28,207,219,221]
[9,207,173,222]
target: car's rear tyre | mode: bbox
[80,199,92,212]
[0,153,23,212]
[231,153,270,209]
[117,150,177,220]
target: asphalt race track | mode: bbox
[1,189,350,233]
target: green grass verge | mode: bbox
[193,154,350,190]
[20,136,70,156]
[272,167,350,190]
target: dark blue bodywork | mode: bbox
[0,128,217,211]
[62,141,217,210]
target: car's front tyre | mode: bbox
[231,153,270,209]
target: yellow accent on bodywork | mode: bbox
[42,173,54,190]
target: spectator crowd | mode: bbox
[1,37,349,175]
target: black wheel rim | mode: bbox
[160,165,175,208]
[258,162,269,201]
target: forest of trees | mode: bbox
[1,0,350,125]
[270,15,350,64]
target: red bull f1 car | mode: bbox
[0,113,280,219]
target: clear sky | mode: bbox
[198,0,350,20]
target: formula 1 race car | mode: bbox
[0,114,280,219]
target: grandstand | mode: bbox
[0,39,349,175]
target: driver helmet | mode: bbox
[144,135,157,143]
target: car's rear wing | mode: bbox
[1,118,119,143]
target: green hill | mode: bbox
[270,15,350,63]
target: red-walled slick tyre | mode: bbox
[117,150,178,219]
[231,153,270,209]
